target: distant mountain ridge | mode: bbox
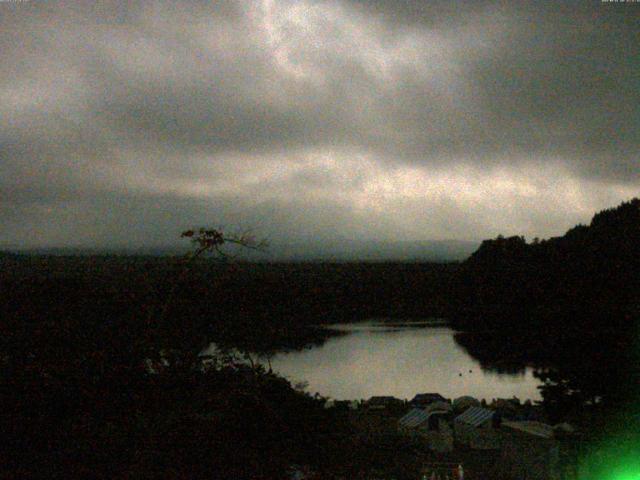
[1,239,479,262]
[265,239,479,262]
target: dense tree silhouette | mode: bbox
[451,198,640,333]
[450,198,640,423]
[0,228,360,479]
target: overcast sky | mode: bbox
[1,0,638,251]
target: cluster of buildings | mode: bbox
[325,393,581,479]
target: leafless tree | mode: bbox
[145,227,268,372]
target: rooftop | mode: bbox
[455,407,495,427]
[501,421,555,439]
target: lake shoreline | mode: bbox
[266,319,544,403]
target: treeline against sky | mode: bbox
[1,258,455,353]
[450,199,640,427]
[450,198,640,333]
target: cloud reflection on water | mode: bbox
[269,322,541,401]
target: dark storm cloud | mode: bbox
[93,1,640,179]
[1,0,638,249]
[342,1,640,179]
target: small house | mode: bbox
[410,393,447,408]
[501,421,554,439]
[454,407,499,449]
[452,395,480,413]
[496,421,560,480]
[399,408,430,429]
[455,406,495,429]
[425,401,453,413]
[399,408,453,431]
[366,395,404,410]
[398,408,454,452]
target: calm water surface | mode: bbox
[267,320,542,401]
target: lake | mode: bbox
[266,320,543,401]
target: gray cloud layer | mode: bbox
[1,0,638,250]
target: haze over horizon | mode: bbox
[2,1,638,255]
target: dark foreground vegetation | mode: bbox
[2,199,640,478]
[1,244,455,478]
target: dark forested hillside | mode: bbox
[449,199,640,424]
[0,258,455,351]
[450,198,640,333]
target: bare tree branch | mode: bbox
[143,227,268,370]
